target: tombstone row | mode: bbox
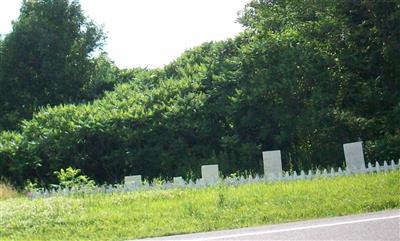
[263,141,369,180]
[125,141,398,186]
[124,164,220,187]
[32,158,398,199]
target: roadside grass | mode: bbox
[1,171,399,241]
[0,183,18,200]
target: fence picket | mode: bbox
[375,161,381,172]
[383,161,389,171]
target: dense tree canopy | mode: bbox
[0,0,399,186]
[0,0,105,130]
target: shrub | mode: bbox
[53,167,95,189]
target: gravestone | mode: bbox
[262,150,283,180]
[201,164,219,184]
[173,176,184,186]
[343,141,366,172]
[124,175,142,186]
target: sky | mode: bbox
[0,0,250,69]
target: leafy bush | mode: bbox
[53,167,95,189]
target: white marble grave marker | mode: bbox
[124,175,142,186]
[201,164,219,184]
[343,141,366,172]
[262,150,283,180]
[173,176,184,186]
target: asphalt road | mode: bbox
[133,209,400,241]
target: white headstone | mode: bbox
[124,175,142,186]
[262,150,283,180]
[201,164,219,184]
[173,176,184,186]
[343,141,366,172]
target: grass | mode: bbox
[1,171,399,241]
[0,183,18,201]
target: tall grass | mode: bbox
[0,183,18,200]
[0,171,399,241]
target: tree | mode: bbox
[238,0,400,166]
[332,0,400,161]
[81,53,119,100]
[0,0,104,130]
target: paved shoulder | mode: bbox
[132,209,400,241]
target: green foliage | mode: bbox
[1,171,399,241]
[81,53,139,101]
[0,0,398,185]
[53,166,95,189]
[331,0,400,162]
[80,53,119,100]
[23,180,39,193]
[0,0,105,130]
[0,132,25,185]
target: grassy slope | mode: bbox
[1,171,399,241]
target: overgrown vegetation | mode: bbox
[52,167,95,189]
[0,0,399,186]
[1,171,399,241]
[0,0,129,131]
[0,182,17,200]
